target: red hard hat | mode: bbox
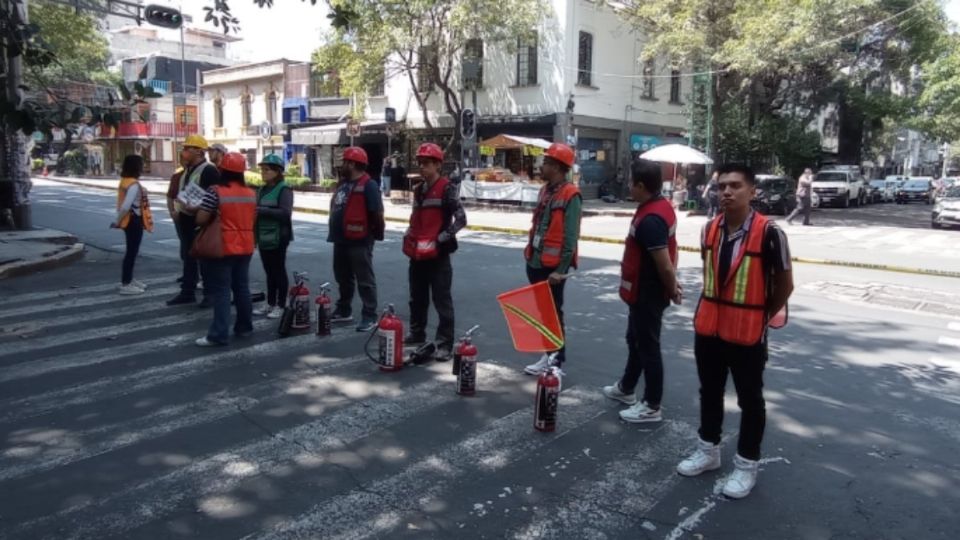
[545,143,575,168]
[221,152,247,173]
[416,143,444,162]
[342,146,368,166]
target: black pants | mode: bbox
[526,265,566,363]
[408,254,455,348]
[176,215,200,296]
[620,298,667,408]
[694,334,767,461]
[333,242,378,320]
[121,213,143,285]
[259,244,289,307]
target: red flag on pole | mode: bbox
[497,281,565,353]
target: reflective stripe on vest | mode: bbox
[693,213,770,345]
[524,182,581,269]
[618,197,677,304]
[403,177,449,260]
[216,184,257,257]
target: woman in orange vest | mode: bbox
[194,152,257,347]
[677,163,793,500]
[402,142,467,360]
[522,142,582,376]
[110,154,154,295]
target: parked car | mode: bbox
[896,178,935,204]
[751,174,796,215]
[868,179,897,203]
[812,169,867,207]
[932,185,960,229]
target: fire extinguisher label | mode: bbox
[377,328,396,367]
[457,354,477,394]
[535,386,559,429]
[293,295,310,328]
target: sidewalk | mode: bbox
[36,175,960,277]
[0,228,85,279]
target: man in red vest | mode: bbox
[603,159,681,423]
[402,143,467,360]
[677,163,793,499]
[327,146,385,332]
[523,143,582,376]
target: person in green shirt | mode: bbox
[522,143,582,376]
[253,154,294,319]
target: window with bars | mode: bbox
[266,92,278,124]
[577,31,593,87]
[213,97,223,128]
[241,94,252,127]
[462,38,484,89]
[642,59,655,99]
[670,70,682,103]
[418,45,438,90]
[311,71,341,98]
[516,33,538,86]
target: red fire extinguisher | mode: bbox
[534,359,561,432]
[315,282,332,337]
[455,325,480,396]
[365,304,404,372]
[290,272,311,330]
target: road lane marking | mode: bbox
[937,336,960,349]
[12,363,525,540]
[0,275,177,306]
[947,322,960,332]
[0,286,181,320]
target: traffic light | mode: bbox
[460,108,476,140]
[144,5,183,29]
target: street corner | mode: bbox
[0,228,85,280]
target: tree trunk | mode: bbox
[837,85,865,164]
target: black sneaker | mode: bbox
[166,293,196,306]
[331,309,353,323]
[404,334,427,346]
[434,346,452,362]
[356,319,377,332]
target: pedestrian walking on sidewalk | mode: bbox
[402,143,467,360]
[111,155,154,295]
[703,171,720,219]
[603,159,681,423]
[167,135,221,307]
[327,147,385,332]
[677,163,794,500]
[253,154,294,320]
[522,143,582,376]
[194,152,256,347]
[786,168,814,226]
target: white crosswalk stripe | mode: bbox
[0,276,692,540]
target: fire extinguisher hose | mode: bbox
[364,312,384,365]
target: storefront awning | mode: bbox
[479,134,552,150]
[291,120,387,146]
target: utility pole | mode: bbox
[2,0,32,229]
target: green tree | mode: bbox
[27,1,114,87]
[913,34,960,143]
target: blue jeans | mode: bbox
[202,255,253,344]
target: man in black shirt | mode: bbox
[603,160,681,423]
[677,163,793,500]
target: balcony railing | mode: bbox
[110,122,199,138]
[139,79,171,95]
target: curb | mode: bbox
[42,177,960,279]
[0,243,86,280]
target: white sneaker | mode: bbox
[619,401,662,423]
[253,305,271,316]
[131,279,147,289]
[524,353,560,376]
[602,381,638,405]
[266,306,285,319]
[722,454,759,499]
[118,283,144,295]
[676,438,722,477]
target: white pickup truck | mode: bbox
[812,168,867,208]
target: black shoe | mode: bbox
[331,310,353,323]
[434,346,452,362]
[198,297,213,309]
[404,334,427,346]
[176,276,184,283]
[166,293,196,306]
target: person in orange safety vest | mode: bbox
[676,163,794,500]
[194,151,257,347]
[522,142,582,377]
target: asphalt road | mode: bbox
[0,183,958,539]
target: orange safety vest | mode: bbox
[342,174,371,240]
[524,182,581,269]
[215,183,257,256]
[619,196,677,304]
[694,212,772,346]
[117,177,154,233]
[403,176,450,260]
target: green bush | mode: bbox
[62,149,87,175]
[31,158,44,170]
[318,178,337,188]
[287,163,301,177]
[244,170,264,186]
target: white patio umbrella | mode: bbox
[639,144,713,165]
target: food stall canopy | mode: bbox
[479,134,552,156]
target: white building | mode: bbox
[292,0,690,196]
[200,60,292,169]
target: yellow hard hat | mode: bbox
[183,134,208,150]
